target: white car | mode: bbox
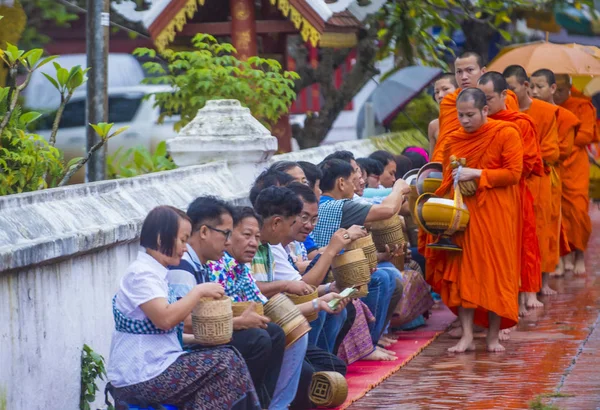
[34,85,179,183]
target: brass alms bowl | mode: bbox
[416,162,443,195]
[415,193,470,251]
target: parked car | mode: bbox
[33,85,179,183]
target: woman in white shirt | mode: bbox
[107,206,260,410]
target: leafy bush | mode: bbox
[107,141,175,179]
[389,91,438,135]
[134,34,299,131]
[80,344,113,410]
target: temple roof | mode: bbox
[137,0,385,51]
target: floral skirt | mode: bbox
[337,300,376,365]
[113,346,260,410]
[390,269,435,328]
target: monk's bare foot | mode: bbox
[377,337,392,347]
[363,349,397,361]
[540,284,558,295]
[376,346,397,355]
[564,253,575,273]
[525,292,544,309]
[499,329,511,341]
[448,336,476,353]
[487,341,506,352]
[574,251,586,275]
[552,259,565,277]
[448,326,463,338]
[519,301,530,317]
[450,318,461,328]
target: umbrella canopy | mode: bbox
[367,66,443,125]
[488,42,600,76]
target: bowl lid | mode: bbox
[416,162,443,195]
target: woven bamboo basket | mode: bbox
[345,234,378,270]
[408,184,419,224]
[264,293,311,347]
[285,285,319,322]
[354,284,369,298]
[231,301,264,317]
[191,297,233,346]
[331,249,371,289]
[391,254,405,271]
[309,371,349,408]
[370,215,405,252]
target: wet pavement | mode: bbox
[350,206,600,410]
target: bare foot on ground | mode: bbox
[540,285,558,296]
[377,337,392,347]
[375,346,397,355]
[525,292,544,309]
[574,252,586,275]
[487,341,506,352]
[519,303,530,317]
[363,349,397,361]
[499,329,511,341]
[448,336,476,353]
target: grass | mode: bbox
[528,392,575,410]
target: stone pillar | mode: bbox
[230,0,257,61]
[167,99,278,185]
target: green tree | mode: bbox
[134,34,299,131]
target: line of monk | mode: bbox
[424,51,595,353]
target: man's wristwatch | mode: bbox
[312,298,320,312]
[324,283,332,294]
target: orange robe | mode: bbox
[490,109,543,293]
[550,107,580,265]
[559,97,595,251]
[523,99,560,273]
[433,89,519,162]
[431,120,522,329]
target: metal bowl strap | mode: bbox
[445,165,464,236]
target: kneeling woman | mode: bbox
[108,205,260,410]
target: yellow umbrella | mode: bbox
[487,42,600,76]
[583,76,600,96]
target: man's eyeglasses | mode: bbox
[300,214,319,226]
[205,225,232,241]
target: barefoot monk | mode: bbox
[477,72,543,318]
[432,88,522,353]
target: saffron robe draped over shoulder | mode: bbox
[523,99,560,273]
[432,89,519,162]
[429,120,523,330]
[491,109,542,293]
[549,107,580,267]
[560,97,595,251]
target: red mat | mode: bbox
[332,305,455,409]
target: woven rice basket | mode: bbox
[231,301,264,317]
[192,297,233,346]
[264,293,311,347]
[408,185,419,224]
[331,249,371,289]
[345,234,378,270]
[354,284,369,298]
[309,371,349,408]
[391,254,405,271]
[286,285,319,322]
[370,215,405,252]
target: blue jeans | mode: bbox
[306,309,347,354]
[270,334,308,410]
[361,268,395,344]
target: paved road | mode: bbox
[350,206,600,410]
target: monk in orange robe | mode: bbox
[431,88,522,353]
[554,75,595,275]
[432,51,519,162]
[428,73,458,157]
[478,72,543,317]
[530,69,580,283]
[504,65,560,296]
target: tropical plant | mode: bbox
[134,34,299,131]
[80,344,113,410]
[107,140,175,179]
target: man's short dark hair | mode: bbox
[140,205,190,257]
[249,169,295,207]
[478,71,508,93]
[286,182,318,204]
[457,87,488,110]
[356,157,384,177]
[457,51,485,69]
[187,196,234,232]
[254,186,303,220]
[233,206,263,228]
[531,68,556,86]
[318,159,354,192]
[323,150,355,163]
[369,150,395,168]
[436,72,458,88]
[502,65,529,85]
[297,161,322,189]
[269,161,300,173]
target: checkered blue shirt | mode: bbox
[312,196,348,248]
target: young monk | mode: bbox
[432,51,520,162]
[553,74,595,275]
[503,65,561,297]
[477,72,543,317]
[530,69,581,283]
[428,73,458,156]
[431,88,522,353]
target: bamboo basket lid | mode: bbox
[370,214,402,231]
[331,248,367,268]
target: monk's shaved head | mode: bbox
[434,72,458,103]
[502,65,528,85]
[437,72,458,88]
[478,72,508,93]
[531,69,556,85]
[554,74,572,105]
[456,51,485,69]
[457,88,487,110]
[555,74,571,85]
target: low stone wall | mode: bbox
[0,135,385,410]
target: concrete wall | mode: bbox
[0,138,381,410]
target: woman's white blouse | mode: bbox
[107,249,184,387]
